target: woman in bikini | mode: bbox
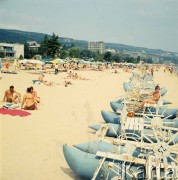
[21,87,37,110]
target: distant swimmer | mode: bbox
[3,85,21,103]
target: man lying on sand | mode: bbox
[21,87,37,110]
[3,85,21,103]
[73,73,89,80]
[64,81,72,87]
[36,74,54,86]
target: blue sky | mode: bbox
[0,0,178,52]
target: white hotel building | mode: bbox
[88,41,105,54]
[0,43,24,58]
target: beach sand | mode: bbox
[0,67,178,180]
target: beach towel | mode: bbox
[32,80,41,84]
[3,103,19,109]
[0,108,31,117]
[1,70,17,74]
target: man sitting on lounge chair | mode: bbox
[136,85,160,111]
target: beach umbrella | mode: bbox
[26,60,44,73]
[77,60,85,63]
[92,61,103,65]
[57,59,65,64]
[19,59,28,64]
[50,59,58,64]
[83,60,92,64]
[50,58,65,64]
[28,60,45,65]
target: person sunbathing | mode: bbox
[74,73,79,79]
[64,80,72,87]
[38,74,51,85]
[3,85,21,103]
[136,85,160,111]
[38,74,45,83]
[21,87,37,110]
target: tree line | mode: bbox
[0,32,153,63]
[23,33,149,63]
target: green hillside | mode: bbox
[0,28,177,57]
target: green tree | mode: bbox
[146,57,153,64]
[104,52,112,61]
[93,52,104,61]
[60,50,69,59]
[47,33,60,58]
[137,56,141,62]
[19,54,23,59]
[0,51,5,58]
[39,35,49,58]
[112,53,122,63]
[30,49,39,59]
[80,49,95,59]
[69,48,80,58]
[24,43,31,59]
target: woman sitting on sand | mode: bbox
[21,87,37,110]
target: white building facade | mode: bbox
[0,43,24,58]
[88,41,105,54]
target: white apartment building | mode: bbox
[88,41,105,54]
[0,43,24,58]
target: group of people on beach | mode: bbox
[66,71,89,80]
[3,85,40,110]
[0,59,21,73]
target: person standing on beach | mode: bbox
[151,68,154,77]
[5,60,9,72]
[13,59,17,72]
[0,58,2,72]
[54,63,58,75]
[3,85,21,103]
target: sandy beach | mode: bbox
[0,67,178,180]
